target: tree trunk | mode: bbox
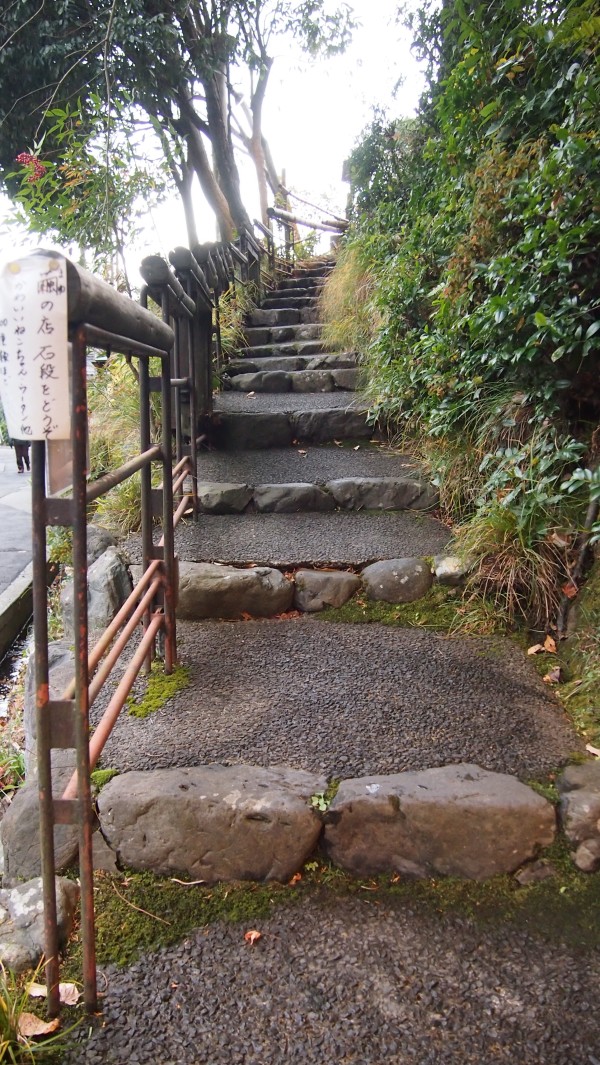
[203,72,252,236]
[184,120,236,241]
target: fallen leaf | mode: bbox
[543,635,557,654]
[586,744,600,758]
[549,532,570,548]
[353,445,360,451]
[543,666,561,684]
[27,984,47,999]
[527,644,544,655]
[240,611,254,621]
[248,391,256,396]
[297,449,307,456]
[244,929,262,946]
[288,873,302,886]
[18,1013,60,1038]
[58,983,81,1006]
[562,581,578,599]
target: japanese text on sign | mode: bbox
[0,254,70,440]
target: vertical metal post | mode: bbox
[186,315,198,521]
[71,326,96,1013]
[139,355,154,670]
[173,317,182,466]
[160,299,176,673]
[32,439,61,1018]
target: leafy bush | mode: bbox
[321,0,600,625]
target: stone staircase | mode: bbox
[173,259,454,602]
[106,258,582,888]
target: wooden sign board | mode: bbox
[0,253,70,440]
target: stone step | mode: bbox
[170,509,451,566]
[248,307,319,327]
[212,403,373,449]
[240,340,326,360]
[195,443,420,484]
[262,294,316,310]
[226,368,359,393]
[243,323,322,346]
[226,353,357,375]
[94,618,579,784]
[278,276,323,290]
[195,473,436,513]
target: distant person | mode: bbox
[9,438,30,474]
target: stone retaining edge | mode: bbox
[0,563,33,663]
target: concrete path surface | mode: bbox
[0,444,32,596]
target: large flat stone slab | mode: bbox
[323,765,556,880]
[326,477,438,511]
[177,562,294,619]
[97,765,326,883]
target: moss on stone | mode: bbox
[90,768,119,790]
[315,584,500,635]
[127,662,190,719]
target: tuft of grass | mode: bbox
[126,662,189,719]
[319,243,380,356]
[0,742,24,797]
[454,502,565,629]
[0,962,74,1062]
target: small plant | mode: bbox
[0,963,69,1062]
[0,742,25,797]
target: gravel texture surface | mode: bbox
[94,621,582,780]
[64,894,600,1065]
[215,392,366,412]
[126,510,452,566]
[195,444,421,483]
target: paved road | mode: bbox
[0,444,32,596]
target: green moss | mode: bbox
[61,830,600,982]
[90,768,119,790]
[315,584,500,635]
[62,871,300,973]
[127,662,190,719]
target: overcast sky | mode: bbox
[0,1,425,265]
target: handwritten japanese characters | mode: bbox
[0,253,70,440]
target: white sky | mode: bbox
[0,0,425,267]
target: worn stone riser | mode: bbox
[243,323,323,345]
[262,295,317,310]
[171,556,454,621]
[215,408,373,448]
[226,368,358,393]
[195,476,437,515]
[85,763,556,885]
[241,340,326,360]
[247,307,320,327]
[226,354,357,376]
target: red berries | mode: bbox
[15,152,45,182]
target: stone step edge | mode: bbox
[2,762,560,891]
[89,762,557,884]
[194,478,438,515]
[132,556,467,620]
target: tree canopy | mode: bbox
[0,0,354,247]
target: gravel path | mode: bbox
[94,621,582,780]
[64,894,600,1065]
